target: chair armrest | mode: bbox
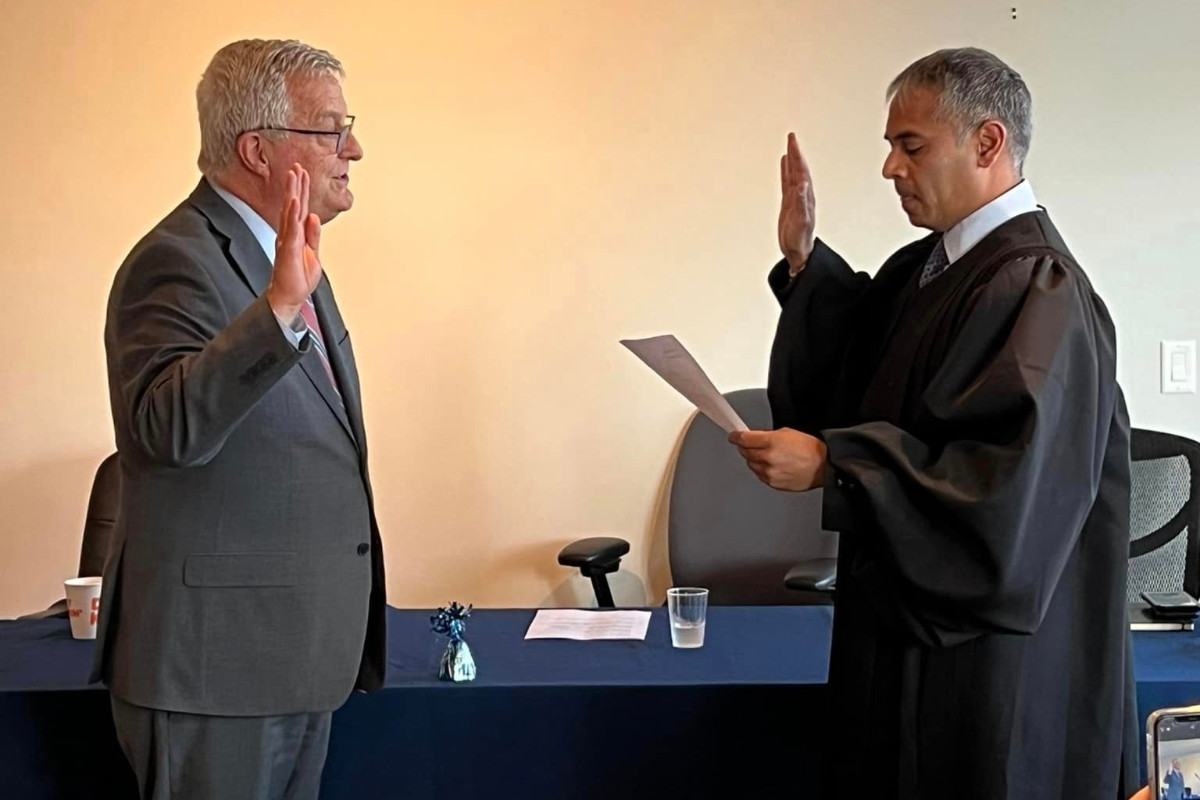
[17,599,69,621]
[557,537,630,571]
[785,558,838,592]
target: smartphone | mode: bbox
[1143,591,1200,618]
[1147,706,1200,798]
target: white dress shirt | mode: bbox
[941,179,1040,265]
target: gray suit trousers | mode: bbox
[111,696,332,800]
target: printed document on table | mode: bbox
[524,609,652,641]
[620,335,749,433]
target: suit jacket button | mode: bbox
[357,543,370,556]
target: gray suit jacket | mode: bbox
[91,178,387,716]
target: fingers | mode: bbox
[730,432,773,475]
[728,430,772,449]
[298,164,310,225]
[729,437,778,487]
[787,132,802,178]
[279,170,297,239]
[780,152,790,196]
[787,132,812,190]
[279,164,312,252]
[735,451,772,474]
[305,213,321,255]
[732,441,766,469]
[279,195,292,235]
[745,457,777,487]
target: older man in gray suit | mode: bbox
[94,39,386,799]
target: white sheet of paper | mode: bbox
[524,609,652,641]
[620,335,749,433]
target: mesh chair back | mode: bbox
[1127,429,1200,602]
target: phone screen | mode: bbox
[1155,715,1200,799]
[1144,592,1200,609]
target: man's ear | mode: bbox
[234,132,271,178]
[976,120,1008,169]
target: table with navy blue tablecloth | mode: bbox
[2,606,1197,799]
[0,606,833,799]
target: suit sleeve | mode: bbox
[820,256,1117,646]
[108,240,309,468]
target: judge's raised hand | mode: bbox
[728,428,827,492]
[266,163,324,324]
[778,132,817,274]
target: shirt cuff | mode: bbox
[274,311,309,350]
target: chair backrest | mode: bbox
[78,453,120,578]
[1127,428,1200,602]
[16,453,121,620]
[667,388,836,605]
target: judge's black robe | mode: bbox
[767,210,1139,799]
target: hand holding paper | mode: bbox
[728,427,827,492]
[620,335,748,433]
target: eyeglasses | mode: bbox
[246,115,356,156]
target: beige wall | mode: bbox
[2,0,1198,617]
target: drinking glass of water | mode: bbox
[667,587,709,649]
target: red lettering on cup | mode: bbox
[91,598,100,612]
[91,612,98,625]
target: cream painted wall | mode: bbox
[2,0,1198,618]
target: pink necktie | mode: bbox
[298,297,340,400]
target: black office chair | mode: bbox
[784,427,1200,603]
[556,537,629,608]
[1126,428,1200,602]
[558,389,835,606]
[19,453,120,620]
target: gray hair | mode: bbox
[196,39,344,176]
[887,47,1032,173]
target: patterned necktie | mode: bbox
[298,297,341,401]
[918,238,950,289]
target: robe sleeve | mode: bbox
[767,238,872,434]
[821,255,1118,646]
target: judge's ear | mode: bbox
[975,120,1008,170]
[234,131,272,179]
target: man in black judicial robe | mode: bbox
[730,48,1140,799]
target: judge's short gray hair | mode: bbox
[887,47,1032,173]
[196,39,344,176]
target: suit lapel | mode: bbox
[188,178,358,449]
[313,279,365,456]
[188,179,273,297]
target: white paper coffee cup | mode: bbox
[64,577,103,640]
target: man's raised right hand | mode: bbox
[266,163,324,324]
[778,132,817,275]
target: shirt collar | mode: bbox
[206,177,277,262]
[942,179,1039,265]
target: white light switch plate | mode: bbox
[1161,340,1197,394]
